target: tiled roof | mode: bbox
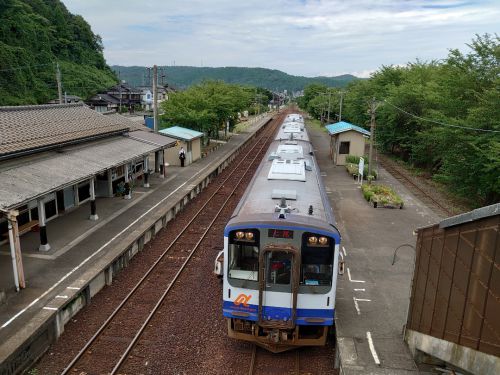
[0,103,130,157]
[325,121,371,137]
[159,126,204,141]
[0,136,159,211]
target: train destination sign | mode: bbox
[268,229,294,239]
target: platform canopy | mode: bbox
[0,136,164,212]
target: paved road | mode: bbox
[309,124,440,374]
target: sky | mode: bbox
[61,0,499,78]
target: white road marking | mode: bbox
[43,307,57,311]
[354,298,371,302]
[339,252,344,260]
[353,297,361,315]
[347,268,365,283]
[55,295,68,299]
[66,287,79,290]
[342,246,347,256]
[367,331,381,365]
[1,162,214,329]
[354,288,365,292]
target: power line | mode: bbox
[383,99,500,134]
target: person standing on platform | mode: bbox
[179,147,186,167]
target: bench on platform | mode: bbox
[18,220,39,235]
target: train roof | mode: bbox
[228,117,337,234]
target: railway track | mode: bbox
[248,345,300,375]
[378,156,454,217]
[60,114,284,375]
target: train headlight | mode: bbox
[245,232,254,241]
[318,237,328,245]
[308,236,318,245]
[235,231,245,240]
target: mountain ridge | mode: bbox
[111,65,360,91]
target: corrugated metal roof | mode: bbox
[439,203,499,229]
[159,126,203,141]
[0,103,130,157]
[0,137,157,211]
[325,121,371,136]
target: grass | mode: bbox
[305,118,328,133]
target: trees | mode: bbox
[300,34,499,205]
[161,80,256,140]
[0,0,116,105]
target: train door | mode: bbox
[258,245,300,329]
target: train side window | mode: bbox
[228,244,259,281]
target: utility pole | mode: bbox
[327,91,332,123]
[368,97,378,179]
[153,64,158,133]
[339,91,344,121]
[56,62,62,104]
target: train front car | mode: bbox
[221,114,341,352]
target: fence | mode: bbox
[407,208,499,357]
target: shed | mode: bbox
[325,121,370,165]
[159,126,203,166]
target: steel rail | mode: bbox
[249,345,257,375]
[379,157,453,216]
[61,114,282,375]
[111,118,280,374]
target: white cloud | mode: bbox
[61,0,500,77]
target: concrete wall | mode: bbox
[406,329,500,375]
[335,131,366,166]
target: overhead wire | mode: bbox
[382,99,500,134]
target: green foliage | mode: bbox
[303,34,500,205]
[361,184,403,207]
[112,66,359,92]
[161,80,255,139]
[345,155,361,164]
[0,0,116,105]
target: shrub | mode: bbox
[345,155,360,164]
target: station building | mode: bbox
[0,103,175,291]
[325,121,370,165]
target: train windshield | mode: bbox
[301,233,334,287]
[228,243,259,281]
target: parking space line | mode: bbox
[342,246,347,256]
[367,331,381,365]
[353,297,361,315]
[347,268,365,283]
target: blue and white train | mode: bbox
[215,113,341,352]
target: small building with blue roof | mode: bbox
[159,126,204,166]
[325,121,370,165]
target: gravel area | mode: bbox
[377,154,470,218]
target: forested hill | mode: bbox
[0,0,117,105]
[111,65,359,91]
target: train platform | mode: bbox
[308,124,440,374]
[0,114,272,373]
